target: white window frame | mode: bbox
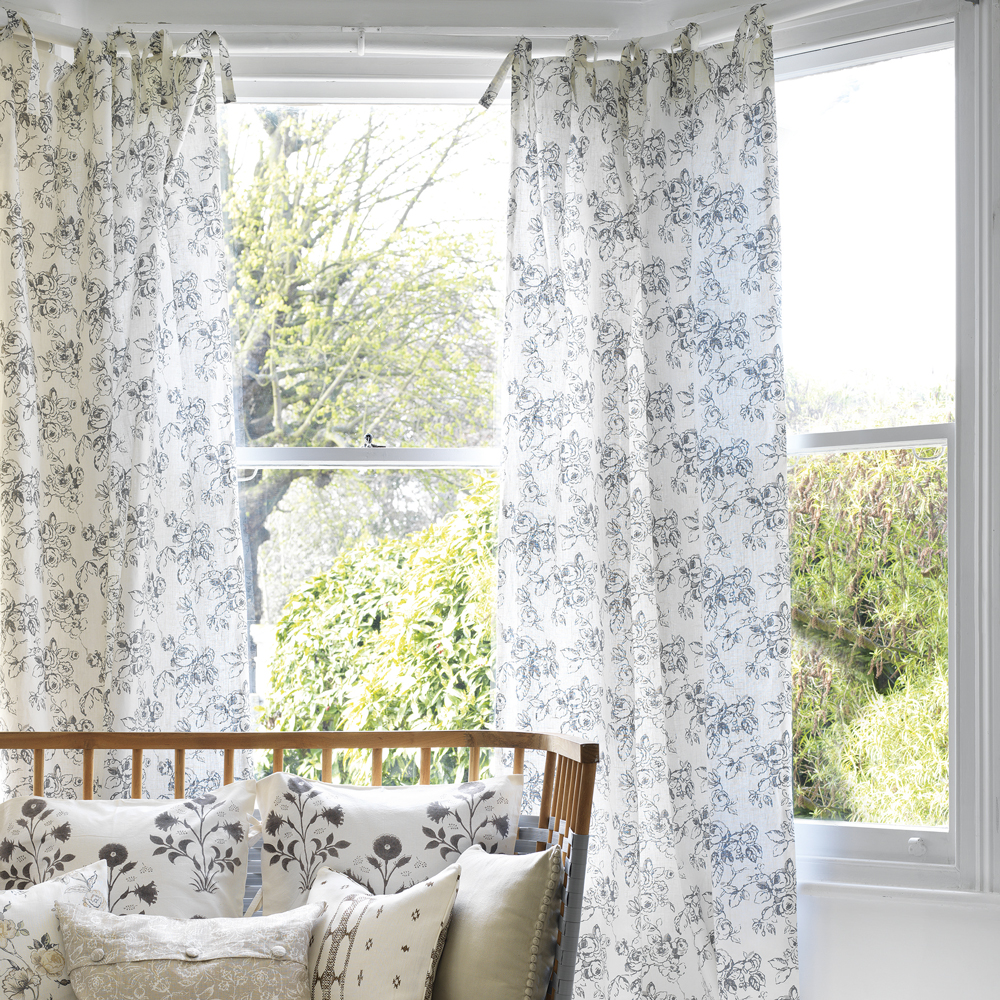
[223,0,1000,893]
[776,0,1000,893]
[788,424,956,886]
[234,448,500,470]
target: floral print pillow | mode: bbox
[0,782,255,918]
[257,773,522,914]
[0,859,108,1000]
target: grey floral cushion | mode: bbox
[0,782,256,917]
[0,860,108,1000]
[308,864,460,1000]
[55,901,325,1000]
[257,773,522,913]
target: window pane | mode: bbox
[778,49,955,435]
[240,469,497,782]
[221,106,507,450]
[789,447,947,826]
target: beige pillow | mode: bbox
[307,863,460,1000]
[0,860,108,1000]
[55,900,325,1000]
[432,844,562,1000]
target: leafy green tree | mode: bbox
[221,107,500,633]
[261,474,497,783]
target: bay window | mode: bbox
[216,0,998,886]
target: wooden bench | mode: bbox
[0,729,598,1000]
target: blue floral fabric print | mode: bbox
[496,11,798,1000]
[0,11,249,796]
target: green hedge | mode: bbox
[262,447,949,822]
[261,473,497,784]
[790,448,948,824]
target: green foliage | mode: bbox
[790,448,948,824]
[255,469,478,624]
[261,473,497,784]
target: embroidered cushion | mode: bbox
[307,864,460,1000]
[432,845,562,1000]
[257,773,522,913]
[55,900,325,1000]
[0,860,109,1000]
[0,782,256,917]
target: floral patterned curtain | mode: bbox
[494,10,798,999]
[0,11,249,797]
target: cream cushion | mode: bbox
[307,863,460,1000]
[55,900,324,1000]
[432,844,562,1000]
[0,860,108,1000]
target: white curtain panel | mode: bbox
[0,11,249,796]
[496,9,798,999]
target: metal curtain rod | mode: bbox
[12,0,950,57]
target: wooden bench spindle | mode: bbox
[371,748,383,786]
[272,748,283,774]
[131,749,143,798]
[419,747,431,785]
[82,748,94,800]
[33,748,44,797]
[513,747,525,775]
[174,749,185,798]
[469,744,480,782]
[322,748,334,784]
[223,748,235,786]
[537,751,556,851]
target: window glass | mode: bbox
[779,48,955,830]
[223,106,507,450]
[248,468,498,783]
[789,446,948,826]
[221,105,506,742]
[779,49,955,436]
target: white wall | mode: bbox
[799,884,1000,999]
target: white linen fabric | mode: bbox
[56,900,324,1000]
[256,773,522,913]
[0,860,108,1000]
[0,9,249,798]
[0,781,255,917]
[495,10,799,1000]
[307,865,459,1000]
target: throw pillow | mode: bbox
[0,860,109,1000]
[432,844,563,1000]
[55,900,325,1000]
[257,773,522,913]
[0,781,256,917]
[307,864,460,1000]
